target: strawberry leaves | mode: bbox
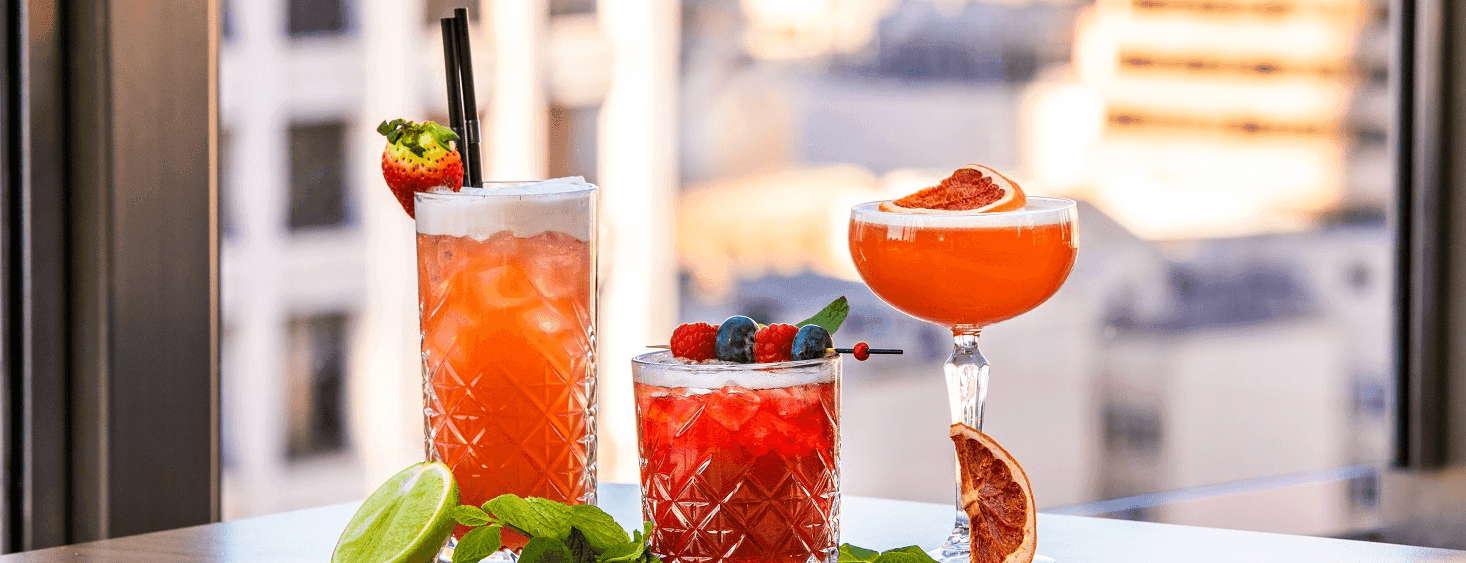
[378,118,459,158]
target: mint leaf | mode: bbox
[598,540,645,563]
[839,544,880,563]
[795,296,849,334]
[873,549,938,563]
[568,504,630,551]
[566,528,598,563]
[521,537,574,563]
[453,525,503,563]
[839,545,938,563]
[484,494,573,540]
[875,546,938,563]
[448,505,494,527]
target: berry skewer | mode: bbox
[662,297,901,362]
[646,343,900,358]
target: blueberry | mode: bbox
[791,325,833,360]
[715,316,759,363]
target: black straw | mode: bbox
[439,18,468,187]
[452,8,483,187]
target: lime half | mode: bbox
[332,461,460,563]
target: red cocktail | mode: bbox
[632,351,841,563]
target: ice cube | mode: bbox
[705,386,761,431]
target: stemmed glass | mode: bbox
[848,197,1078,561]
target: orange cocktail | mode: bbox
[416,182,598,538]
[848,196,1076,562]
[849,204,1077,329]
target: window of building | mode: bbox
[288,0,347,37]
[285,313,350,460]
[423,0,480,25]
[287,121,349,231]
[220,128,236,237]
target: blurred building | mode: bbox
[1022,0,1387,239]
[220,0,376,519]
[674,0,1392,535]
[220,0,678,519]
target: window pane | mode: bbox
[218,0,1398,541]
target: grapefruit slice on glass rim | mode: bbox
[951,423,1037,563]
[881,164,1026,214]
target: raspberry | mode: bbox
[670,322,719,362]
[753,323,799,363]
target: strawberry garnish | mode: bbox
[377,119,465,218]
[753,323,799,363]
[670,323,719,362]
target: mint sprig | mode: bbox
[795,296,850,334]
[838,544,939,563]
[450,494,661,563]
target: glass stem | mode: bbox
[938,330,988,562]
[945,330,989,431]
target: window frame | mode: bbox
[6,0,219,550]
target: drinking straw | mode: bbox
[439,18,469,187]
[452,8,484,187]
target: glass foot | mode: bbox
[435,537,455,563]
[930,522,969,563]
[928,524,1055,563]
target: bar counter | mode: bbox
[2,484,1462,562]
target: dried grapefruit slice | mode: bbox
[951,423,1036,563]
[881,164,1026,214]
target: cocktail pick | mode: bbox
[646,343,900,361]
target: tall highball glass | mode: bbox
[416,181,599,554]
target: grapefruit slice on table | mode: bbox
[881,164,1026,214]
[951,423,1036,563]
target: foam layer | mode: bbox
[851,196,1076,229]
[631,351,838,389]
[416,177,596,240]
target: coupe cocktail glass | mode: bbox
[416,181,599,548]
[848,197,1078,562]
[632,351,841,563]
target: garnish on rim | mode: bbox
[880,164,1026,214]
[663,296,900,362]
[378,118,465,218]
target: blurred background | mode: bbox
[217,0,1397,542]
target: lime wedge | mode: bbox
[332,462,459,563]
